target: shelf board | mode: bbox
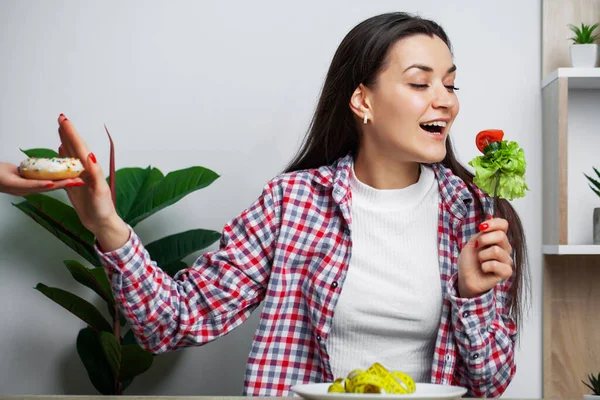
[542,68,600,89]
[543,245,600,254]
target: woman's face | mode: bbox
[359,34,459,164]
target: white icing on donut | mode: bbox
[19,157,84,173]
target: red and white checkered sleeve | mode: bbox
[446,266,517,397]
[96,182,281,354]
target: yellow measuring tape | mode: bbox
[328,362,416,394]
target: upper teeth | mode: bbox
[422,121,447,127]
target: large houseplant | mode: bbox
[11,128,221,394]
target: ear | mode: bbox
[349,83,373,123]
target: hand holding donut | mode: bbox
[0,161,83,196]
[457,218,514,298]
[57,114,130,251]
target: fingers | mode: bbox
[478,217,508,234]
[56,114,105,187]
[83,151,105,186]
[3,174,83,197]
[480,260,513,282]
[478,244,513,267]
[477,230,512,255]
[57,114,91,162]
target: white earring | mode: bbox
[363,114,368,124]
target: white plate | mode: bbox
[291,382,467,400]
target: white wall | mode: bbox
[568,91,600,244]
[0,0,542,397]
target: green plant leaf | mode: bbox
[77,327,115,395]
[24,194,95,244]
[584,173,600,190]
[161,261,188,278]
[136,167,165,199]
[122,377,134,392]
[145,229,221,268]
[99,331,153,382]
[35,283,112,332]
[110,167,150,221]
[126,166,219,227]
[589,185,600,198]
[106,303,127,326]
[98,331,121,379]
[20,148,60,159]
[568,22,599,43]
[12,198,101,266]
[120,343,154,380]
[64,260,115,305]
[107,303,127,326]
[122,330,138,346]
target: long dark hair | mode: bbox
[284,12,529,331]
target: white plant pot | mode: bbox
[570,43,599,67]
[583,395,600,399]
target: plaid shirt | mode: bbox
[98,154,517,397]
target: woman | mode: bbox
[51,12,528,397]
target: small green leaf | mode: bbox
[35,283,112,332]
[20,148,60,159]
[126,166,219,227]
[106,303,127,327]
[77,327,115,395]
[161,261,188,278]
[120,344,153,380]
[589,185,600,198]
[584,173,600,190]
[98,331,153,382]
[145,229,221,268]
[122,330,138,346]
[64,260,115,305]
[24,194,95,244]
[13,199,101,267]
[98,331,121,379]
[568,22,599,43]
[107,167,158,221]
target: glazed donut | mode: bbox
[18,157,84,180]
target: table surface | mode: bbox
[0,397,561,400]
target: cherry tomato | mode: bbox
[476,129,504,153]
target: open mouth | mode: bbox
[420,121,447,135]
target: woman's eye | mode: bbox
[409,83,460,92]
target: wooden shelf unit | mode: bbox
[542,68,600,400]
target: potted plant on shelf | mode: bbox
[568,22,600,67]
[583,372,600,399]
[583,166,600,244]
[10,127,221,395]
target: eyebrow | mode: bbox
[404,64,457,74]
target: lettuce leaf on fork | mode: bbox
[468,140,529,201]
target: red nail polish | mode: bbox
[474,240,478,248]
[45,183,55,188]
[59,113,64,117]
[478,223,489,232]
[89,153,97,163]
[66,182,84,187]
[64,118,69,121]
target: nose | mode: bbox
[432,83,457,109]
